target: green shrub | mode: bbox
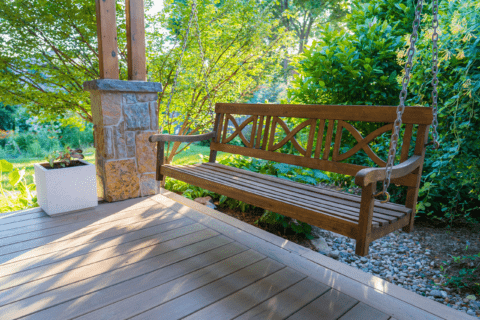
[287,0,480,222]
[407,0,479,222]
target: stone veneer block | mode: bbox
[104,159,140,202]
[114,121,127,159]
[104,127,114,159]
[126,131,136,158]
[150,101,158,131]
[136,131,157,173]
[100,92,122,126]
[140,173,159,196]
[123,93,137,105]
[136,93,158,102]
[124,102,150,130]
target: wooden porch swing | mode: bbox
[150,0,441,256]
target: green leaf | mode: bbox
[0,160,13,173]
[8,169,25,186]
[219,195,228,204]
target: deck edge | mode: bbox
[155,191,474,320]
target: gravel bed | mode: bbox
[312,226,480,318]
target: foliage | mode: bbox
[439,246,480,294]
[148,0,290,163]
[287,0,480,222]
[0,120,93,159]
[0,159,37,213]
[0,0,153,124]
[288,11,405,106]
[46,147,84,168]
[266,0,348,54]
[255,210,314,239]
[407,0,480,222]
[0,103,16,131]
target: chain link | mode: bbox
[161,3,195,133]
[431,0,440,149]
[376,0,425,203]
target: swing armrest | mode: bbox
[149,132,216,143]
[355,155,423,187]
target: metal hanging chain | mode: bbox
[161,3,195,133]
[430,0,440,149]
[192,1,215,118]
[375,0,425,203]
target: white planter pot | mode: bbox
[34,160,98,216]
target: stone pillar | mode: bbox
[83,79,162,202]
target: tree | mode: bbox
[148,0,290,163]
[0,0,154,125]
[270,0,347,54]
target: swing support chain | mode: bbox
[375,0,425,203]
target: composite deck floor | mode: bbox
[0,194,472,320]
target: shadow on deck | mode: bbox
[0,193,472,320]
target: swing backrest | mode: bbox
[210,103,433,187]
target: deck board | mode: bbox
[234,277,330,320]
[339,302,390,320]
[0,195,472,320]
[287,289,358,320]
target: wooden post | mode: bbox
[356,183,376,256]
[126,0,147,81]
[403,125,430,233]
[95,0,119,79]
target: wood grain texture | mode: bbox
[0,221,202,291]
[0,197,468,320]
[215,103,434,124]
[149,131,216,143]
[235,277,330,320]
[400,124,414,162]
[339,302,390,320]
[177,165,398,226]
[126,0,147,80]
[287,289,358,320]
[161,165,359,237]
[23,244,253,320]
[130,258,285,320]
[0,218,196,279]
[0,201,165,251]
[72,250,264,320]
[0,235,234,318]
[355,155,423,187]
[95,0,119,79]
[155,194,471,320]
[0,207,179,265]
[182,267,305,320]
[0,230,224,308]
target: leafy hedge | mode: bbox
[288,0,479,222]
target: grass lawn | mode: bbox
[1,143,228,191]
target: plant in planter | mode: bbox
[35,147,98,216]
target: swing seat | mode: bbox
[150,103,433,256]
